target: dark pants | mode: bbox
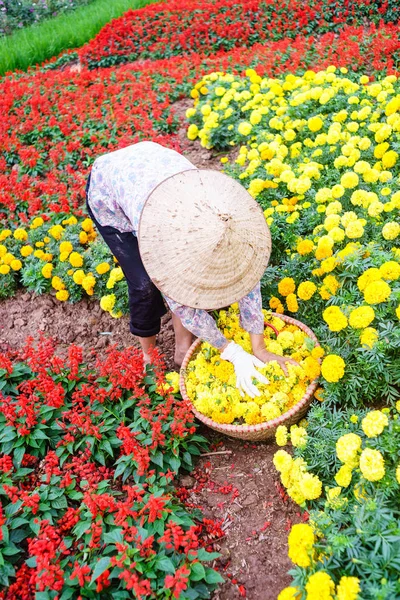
[85,174,167,337]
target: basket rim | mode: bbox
[179,312,321,434]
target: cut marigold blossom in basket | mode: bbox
[184,308,320,426]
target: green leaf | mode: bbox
[205,568,224,585]
[190,562,206,581]
[9,517,29,529]
[90,557,111,584]
[169,456,181,472]
[52,496,68,510]
[196,548,220,561]
[151,451,164,468]
[156,556,175,573]
[13,447,25,469]
[73,520,91,540]
[103,529,124,544]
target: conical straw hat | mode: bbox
[138,169,271,310]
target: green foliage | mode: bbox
[0,0,155,75]
[0,340,220,596]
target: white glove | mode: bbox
[220,342,269,398]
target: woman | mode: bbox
[86,141,295,398]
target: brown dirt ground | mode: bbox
[0,101,301,599]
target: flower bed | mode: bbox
[185,67,400,406]
[273,402,400,600]
[78,0,400,69]
[0,338,225,597]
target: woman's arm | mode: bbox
[239,283,298,374]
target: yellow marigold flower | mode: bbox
[0,244,6,257]
[59,251,70,262]
[335,464,353,487]
[357,267,381,292]
[275,425,288,447]
[363,280,391,304]
[273,449,293,473]
[323,306,348,332]
[30,217,44,229]
[72,269,85,285]
[297,281,317,301]
[336,576,361,600]
[43,236,50,244]
[41,264,53,279]
[10,259,22,271]
[35,242,44,248]
[341,171,359,189]
[361,410,388,438]
[164,371,180,394]
[291,426,307,448]
[297,239,314,255]
[287,523,315,568]
[382,222,400,240]
[379,261,400,281]
[396,465,400,484]
[0,264,10,275]
[2,252,14,265]
[286,293,298,312]
[96,262,111,275]
[277,587,299,600]
[269,297,285,314]
[100,294,116,313]
[20,245,33,257]
[187,124,199,140]
[79,231,88,244]
[81,218,94,232]
[359,448,385,481]
[303,356,321,380]
[299,472,322,500]
[278,277,296,296]
[336,432,362,465]
[345,221,364,239]
[360,327,378,349]
[13,228,28,242]
[308,116,323,132]
[56,289,69,302]
[82,274,96,294]
[59,241,73,255]
[238,121,252,136]
[321,354,345,383]
[381,150,398,169]
[305,571,335,600]
[315,238,333,260]
[48,224,64,240]
[348,306,375,329]
[51,276,65,291]
[69,251,83,268]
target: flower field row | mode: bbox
[2,0,400,596]
[77,0,400,70]
[184,62,400,597]
[0,339,223,598]
[186,67,400,406]
[273,402,400,600]
[1,19,399,223]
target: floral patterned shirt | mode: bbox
[87,141,264,348]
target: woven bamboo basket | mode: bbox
[179,314,321,441]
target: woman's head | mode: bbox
[138,169,271,309]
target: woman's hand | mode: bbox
[253,348,299,376]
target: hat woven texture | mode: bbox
[138,169,271,310]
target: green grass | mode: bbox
[0,0,155,76]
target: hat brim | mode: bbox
[138,169,271,310]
